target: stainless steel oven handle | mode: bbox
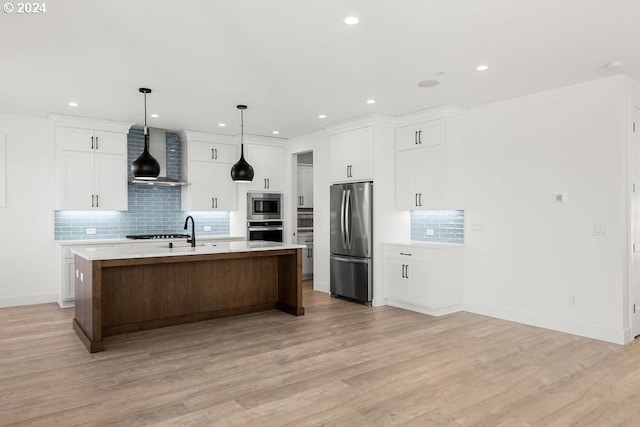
[248,226,284,231]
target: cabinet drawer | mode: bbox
[396,119,445,151]
[383,245,433,262]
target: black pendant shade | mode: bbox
[231,105,254,183]
[132,88,160,180]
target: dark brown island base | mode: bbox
[71,242,305,353]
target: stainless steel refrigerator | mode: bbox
[330,181,373,305]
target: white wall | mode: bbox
[463,75,630,343]
[285,130,331,293]
[0,114,58,307]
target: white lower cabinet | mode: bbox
[297,232,313,279]
[58,242,116,307]
[383,243,463,316]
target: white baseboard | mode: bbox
[314,280,330,294]
[0,293,58,308]
[385,299,463,316]
[464,300,628,345]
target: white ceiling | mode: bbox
[1,0,639,139]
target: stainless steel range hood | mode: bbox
[129,128,187,186]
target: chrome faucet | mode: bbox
[184,215,196,247]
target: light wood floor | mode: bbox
[1,281,640,426]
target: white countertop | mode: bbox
[56,235,245,246]
[72,241,306,261]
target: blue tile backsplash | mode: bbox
[411,210,464,243]
[54,129,230,240]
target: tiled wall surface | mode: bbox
[54,129,230,240]
[411,210,464,243]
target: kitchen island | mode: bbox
[72,241,305,353]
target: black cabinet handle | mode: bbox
[405,264,409,279]
[419,193,423,206]
[95,137,99,150]
[418,130,422,144]
[401,264,405,278]
[91,136,94,149]
[91,194,94,207]
[400,252,412,256]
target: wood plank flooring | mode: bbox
[1,281,640,426]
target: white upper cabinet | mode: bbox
[51,114,132,211]
[297,165,313,208]
[395,107,465,210]
[179,130,238,211]
[396,119,446,150]
[244,143,285,192]
[330,126,374,183]
[188,140,236,164]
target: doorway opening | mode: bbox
[294,151,314,280]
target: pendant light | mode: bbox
[230,104,254,183]
[132,88,160,180]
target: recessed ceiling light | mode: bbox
[218,123,226,127]
[476,64,489,71]
[318,114,327,119]
[344,16,359,25]
[417,80,440,88]
[150,114,159,118]
[272,130,280,135]
[366,99,376,104]
[67,102,78,107]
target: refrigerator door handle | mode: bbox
[340,189,347,249]
[331,255,370,264]
[345,189,352,249]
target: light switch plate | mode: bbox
[426,228,435,236]
[203,225,212,231]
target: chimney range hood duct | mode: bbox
[129,128,187,186]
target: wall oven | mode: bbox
[247,193,283,242]
[247,220,284,242]
[247,192,282,220]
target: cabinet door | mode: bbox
[94,131,127,155]
[58,151,95,209]
[211,162,237,210]
[245,145,284,191]
[383,258,411,302]
[397,119,445,151]
[396,150,419,210]
[330,127,373,182]
[415,146,445,209]
[407,259,434,307]
[187,161,216,210]
[58,128,95,152]
[190,141,236,163]
[298,166,313,208]
[94,153,128,210]
[64,258,76,300]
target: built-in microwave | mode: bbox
[247,192,282,220]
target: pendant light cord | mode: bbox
[143,91,148,136]
[240,108,244,155]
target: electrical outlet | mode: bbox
[471,223,484,232]
[203,225,212,231]
[426,228,435,236]
[86,227,96,235]
[593,224,607,237]
[569,296,577,306]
